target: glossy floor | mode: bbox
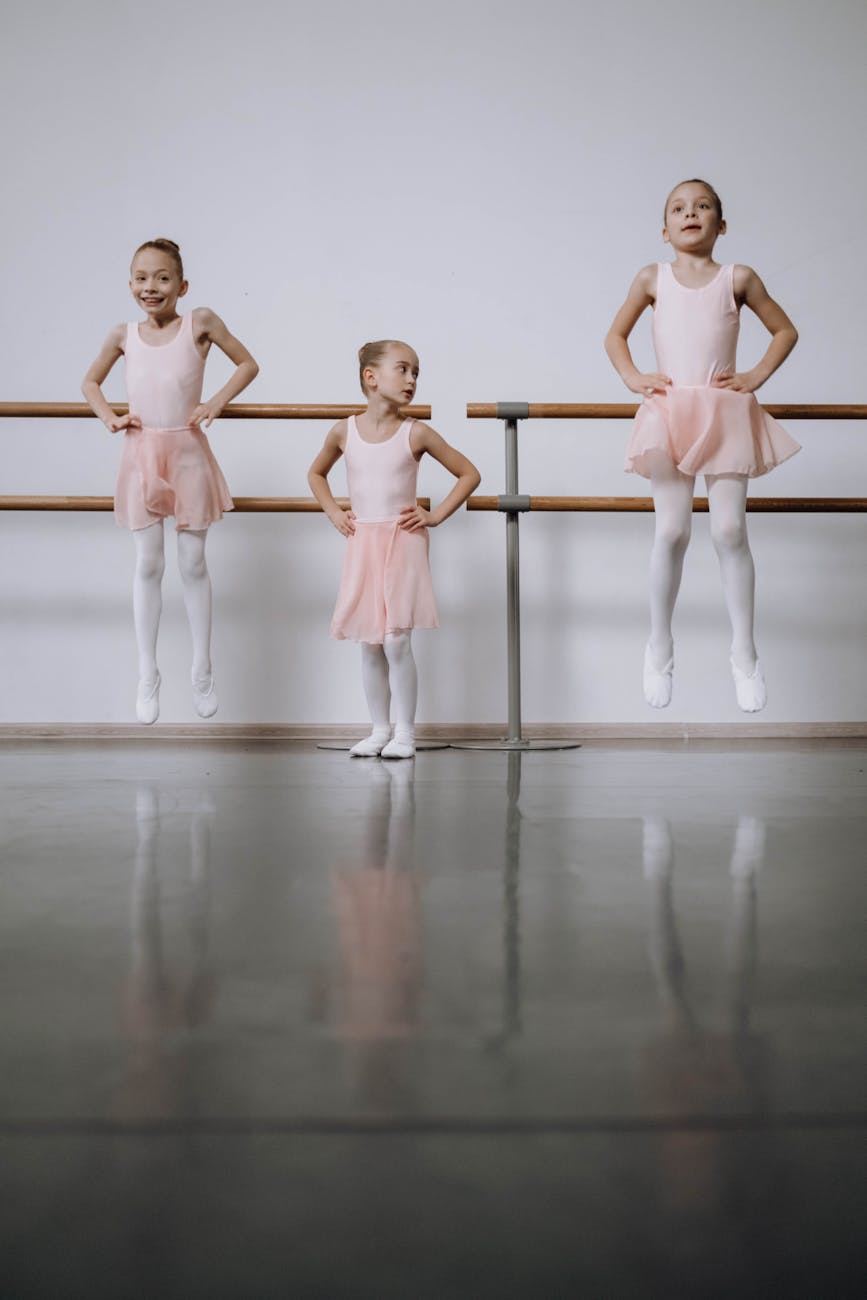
[1,740,864,1298]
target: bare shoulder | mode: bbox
[409,420,438,452]
[96,322,127,358]
[732,264,763,300]
[329,417,349,448]
[108,321,127,352]
[191,305,223,338]
[633,263,659,300]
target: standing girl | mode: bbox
[605,180,799,712]
[308,340,480,758]
[82,239,258,723]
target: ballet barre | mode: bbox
[0,402,433,513]
[0,402,432,421]
[0,497,432,512]
[465,400,867,750]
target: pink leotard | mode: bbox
[114,313,233,531]
[625,263,800,479]
[330,416,438,644]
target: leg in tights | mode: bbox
[383,631,417,736]
[706,473,757,673]
[133,521,165,682]
[350,644,392,756]
[176,528,213,683]
[647,452,694,669]
[360,643,391,728]
[382,631,417,756]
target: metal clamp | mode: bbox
[495,402,530,421]
[497,494,531,513]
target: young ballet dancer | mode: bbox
[308,340,480,758]
[82,238,258,723]
[605,179,799,712]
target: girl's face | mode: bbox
[364,344,419,404]
[129,249,188,318]
[663,183,725,252]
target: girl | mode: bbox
[308,340,480,758]
[82,239,258,724]
[605,179,799,712]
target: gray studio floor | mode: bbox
[0,738,864,1299]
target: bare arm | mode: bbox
[190,308,260,427]
[81,324,140,432]
[400,423,481,532]
[308,422,354,535]
[713,267,798,393]
[604,265,671,395]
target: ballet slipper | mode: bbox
[350,728,391,757]
[731,658,766,713]
[136,672,161,725]
[643,645,673,709]
[193,673,218,719]
[381,726,415,760]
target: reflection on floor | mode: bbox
[0,740,864,1298]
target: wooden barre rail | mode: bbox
[0,402,431,421]
[467,403,867,420]
[467,496,867,513]
[0,497,430,513]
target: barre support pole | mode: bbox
[504,408,526,746]
[454,402,578,753]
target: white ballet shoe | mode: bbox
[136,672,161,725]
[730,658,767,713]
[381,726,415,760]
[643,645,673,709]
[350,728,391,757]
[192,673,218,719]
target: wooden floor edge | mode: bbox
[1,722,865,740]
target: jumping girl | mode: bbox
[308,340,480,758]
[605,179,799,712]
[82,239,258,723]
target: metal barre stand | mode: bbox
[453,403,579,753]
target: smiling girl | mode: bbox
[82,238,258,723]
[605,180,799,712]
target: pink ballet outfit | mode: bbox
[330,416,438,644]
[625,263,800,479]
[115,313,233,531]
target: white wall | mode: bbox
[1,0,865,726]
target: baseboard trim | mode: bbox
[1,722,865,741]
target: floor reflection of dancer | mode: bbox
[315,763,423,1110]
[640,813,769,1214]
[114,785,215,1120]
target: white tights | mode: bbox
[647,453,757,673]
[133,522,213,682]
[359,632,418,733]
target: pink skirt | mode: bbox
[331,521,439,644]
[625,386,801,479]
[115,425,233,531]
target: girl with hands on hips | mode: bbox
[308,339,480,759]
[82,238,258,725]
[604,179,799,713]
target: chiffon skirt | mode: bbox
[115,425,233,531]
[331,521,439,644]
[625,386,801,479]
